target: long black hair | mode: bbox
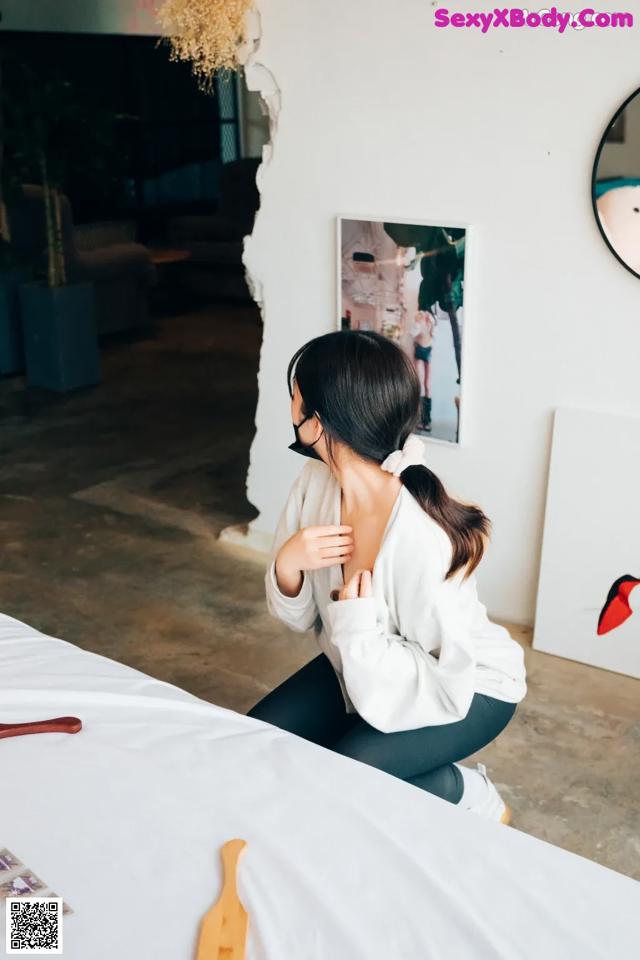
[287,330,490,581]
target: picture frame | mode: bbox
[336,215,472,447]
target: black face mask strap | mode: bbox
[289,413,325,459]
[305,415,324,447]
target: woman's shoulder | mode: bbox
[392,492,482,600]
[299,458,332,484]
[292,458,333,498]
[393,487,454,572]
[401,487,452,546]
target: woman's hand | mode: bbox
[338,569,372,601]
[275,525,353,597]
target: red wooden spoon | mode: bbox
[0,717,82,740]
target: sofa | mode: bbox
[9,185,156,336]
[166,158,260,301]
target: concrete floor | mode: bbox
[1,304,638,881]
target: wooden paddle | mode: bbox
[196,839,248,960]
[0,716,82,740]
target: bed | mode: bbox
[0,611,637,959]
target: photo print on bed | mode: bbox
[338,217,469,445]
[0,849,73,916]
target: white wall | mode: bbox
[243,0,640,625]
[0,0,159,34]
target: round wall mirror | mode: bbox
[592,87,640,278]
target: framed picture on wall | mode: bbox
[337,216,470,446]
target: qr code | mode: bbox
[5,898,63,955]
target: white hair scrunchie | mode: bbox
[380,434,427,476]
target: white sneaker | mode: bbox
[457,762,512,825]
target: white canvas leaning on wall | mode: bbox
[337,217,469,446]
[533,406,640,679]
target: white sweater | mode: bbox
[264,460,527,733]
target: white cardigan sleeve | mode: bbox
[324,543,477,732]
[264,463,320,633]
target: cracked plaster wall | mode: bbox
[239,0,640,625]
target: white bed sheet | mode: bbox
[0,612,637,959]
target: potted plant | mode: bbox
[0,225,32,378]
[3,62,100,393]
[0,56,32,377]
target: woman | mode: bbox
[410,309,437,432]
[248,331,526,822]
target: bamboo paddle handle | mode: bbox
[221,839,247,888]
[0,716,82,740]
[195,839,249,960]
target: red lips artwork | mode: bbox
[597,575,640,636]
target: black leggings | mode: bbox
[247,653,516,803]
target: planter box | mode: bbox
[0,267,32,376]
[20,281,100,393]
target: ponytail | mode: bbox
[400,464,491,581]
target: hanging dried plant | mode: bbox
[156,0,255,91]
